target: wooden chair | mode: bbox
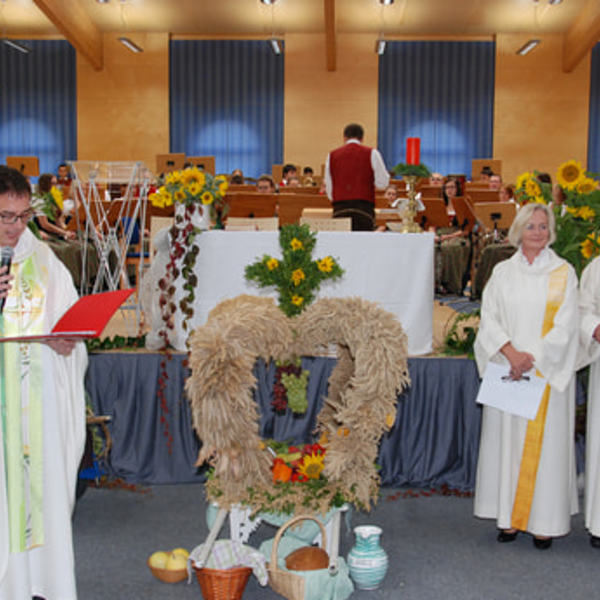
[225,217,279,231]
[299,217,351,231]
[421,199,451,230]
[301,208,332,219]
[278,195,332,226]
[467,189,501,204]
[226,193,278,219]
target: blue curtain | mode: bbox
[0,40,77,179]
[170,40,284,179]
[588,43,600,173]
[378,41,495,177]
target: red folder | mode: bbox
[0,289,134,342]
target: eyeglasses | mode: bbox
[0,210,34,224]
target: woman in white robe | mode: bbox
[474,203,579,549]
[0,166,87,600]
[578,255,600,547]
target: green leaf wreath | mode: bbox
[245,224,344,317]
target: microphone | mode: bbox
[0,246,14,315]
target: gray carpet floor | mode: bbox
[73,483,600,600]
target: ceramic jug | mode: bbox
[347,525,388,590]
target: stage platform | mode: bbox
[85,352,482,491]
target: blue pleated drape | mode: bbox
[588,43,600,172]
[378,41,495,177]
[0,40,77,177]
[170,40,284,178]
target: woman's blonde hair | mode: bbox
[508,202,556,247]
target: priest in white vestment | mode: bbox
[577,255,600,548]
[473,203,578,549]
[0,166,87,600]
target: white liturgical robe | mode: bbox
[0,228,87,600]
[578,255,600,537]
[473,247,579,536]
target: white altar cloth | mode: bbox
[154,230,434,356]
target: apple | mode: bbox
[148,551,168,569]
[165,551,187,571]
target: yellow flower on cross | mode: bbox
[317,256,334,273]
[266,258,279,271]
[291,268,305,286]
[290,238,304,251]
[291,295,304,306]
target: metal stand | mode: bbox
[400,175,423,233]
[68,161,153,328]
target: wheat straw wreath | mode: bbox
[186,294,410,515]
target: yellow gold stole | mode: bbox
[510,262,568,531]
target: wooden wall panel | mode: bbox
[494,33,590,184]
[283,33,379,173]
[77,33,169,174]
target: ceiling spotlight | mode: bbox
[2,39,31,54]
[548,0,562,4]
[516,39,540,56]
[269,38,282,55]
[379,0,394,4]
[118,37,143,53]
[96,0,110,3]
[375,39,387,55]
[261,0,277,4]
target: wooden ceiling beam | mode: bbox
[563,0,600,73]
[324,0,336,72]
[32,0,103,70]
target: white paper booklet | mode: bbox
[476,361,548,421]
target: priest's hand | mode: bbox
[45,338,77,356]
[500,342,535,380]
[0,264,13,299]
[593,324,600,344]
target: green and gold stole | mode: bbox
[511,262,569,531]
[0,255,45,552]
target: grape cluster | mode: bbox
[282,371,309,414]
[271,361,309,414]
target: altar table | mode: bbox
[150,230,434,356]
[85,353,482,491]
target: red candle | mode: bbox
[406,137,420,165]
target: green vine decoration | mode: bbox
[441,309,480,359]
[392,162,432,178]
[245,224,344,317]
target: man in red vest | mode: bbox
[324,123,390,231]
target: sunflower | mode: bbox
[581,234,600,260]
[577,177,597,195]
[149,191,164,208]
[201,191,214,205]
[557,160,584,190]
[182,167,206,187]
[291,295,304,306]
[174,189,186,203]
[266,257,279,271]
[297,452,325,480]
[188,182,201,197]
[166,171,183,186]
[577,206,596,220]
[317,256,334,273]
[290,238,304,251]
[524,179,542,199]
[161,190,173,206]
[291,268,305,286]
[516,171,534,191]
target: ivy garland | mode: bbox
[392,162,432,178]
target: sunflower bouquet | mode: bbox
[513,161,600,276]
[149,166,229,223]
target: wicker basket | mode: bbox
[268,515,328,600]
[194,565,252,600]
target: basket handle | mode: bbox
[270,514,328,570]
